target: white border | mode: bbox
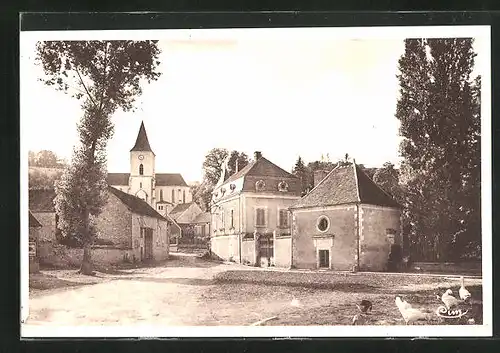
[20,25,492,338]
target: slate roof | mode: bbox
[290,162,401,209]
[219,156,301,194]
[106,173,188,187]
[130,121,154,154]
[29,189,57,212]
[29,211,42,228]
[107,173,130,186]
[193,212,211,224]
[108,187,166,220]
[169,202,194,217]
[156,173,188,187]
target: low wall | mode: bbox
[38,242,134,268]
[409,261,482,275]
[241,239,255,265]
[274,236,291,268]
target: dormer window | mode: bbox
[255,180,266,191]
[230,183,236,192]
[278,181,288,192]
[221,188,226,195]
[139,164,144,175]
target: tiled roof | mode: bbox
[130,121,154,154]
[107,173,130,185]
[108,187,166,220]
[106,172,188,187]
[156,173,188,187]
[169,202,194,216]
[29,189,57,212]
[29,211,42,228]
[291,162,401,209]
[220,156,301,194]
[193,212,211,224]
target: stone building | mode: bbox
[210,151,302,266]
[28,186,173,265]
[29,210,42,273]
[107,121,191,223]
[289,160,402,271]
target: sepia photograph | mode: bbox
[20,24,492,337]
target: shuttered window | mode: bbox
[256,208,266,227]
[279,209,289,228]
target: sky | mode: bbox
[20,27,489,184]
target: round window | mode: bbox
[317,216,330,232]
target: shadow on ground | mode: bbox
[111,276,215,286]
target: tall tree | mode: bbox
[202,148,229,186]
[37,40,161,274]
[227,150,249,176]
[292,156,310,196]
[372,162,401,202]
[396,38,480,261]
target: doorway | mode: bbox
[319,249,330,268]
[143,228,153,261]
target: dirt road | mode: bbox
[26,254,244,327]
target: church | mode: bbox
[107,121,193,221]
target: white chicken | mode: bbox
[395,296,430,325]
[459,276,472,302]
[441,289,461,310]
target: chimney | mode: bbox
[254,151,262,160]
[235,158,239,173]
[313,169,330,187]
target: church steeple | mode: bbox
[130,121,155,155]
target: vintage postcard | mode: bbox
[20,24,492,337]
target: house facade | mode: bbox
[289,161,402,272]
[210,151,302,266]
[28,186,173,265]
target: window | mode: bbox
[183,190,186,203]
[140,182,143,189]
[178,189,182,202]
[256,208,266,227]
[278,181,288,192]
[317,216,330,232]
[172,189,175,202]
[160,189,163,201]
[221,211,225,229]
[255,180,266,191]
[230,209,234,228]
[279,209,289,228]
[139,164,144,175]
[159,205,164,210]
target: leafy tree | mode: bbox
[29,168,64,190]
[227,150,249,176]
[396,38,480,261]
[202,148,229,186]
[373,162,401,202]
[37,40,161,274]
[28,150,66,168]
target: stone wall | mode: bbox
[131,214,170,262]
[359,204,401,271]
[31,212,57,242]
[241,238,255,265]
[95,193,133,248]
[292,205,356,270]
[211,234,240,262]
[274,236,291,268]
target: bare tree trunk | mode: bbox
[80,242,93,275]
[79,209,94,275]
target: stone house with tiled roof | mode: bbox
[289,160,402,271]
[210,151,302,266]
[28,186,173,265]
[107,121,191,229]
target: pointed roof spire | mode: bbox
[130,121,154,154]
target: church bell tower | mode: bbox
[129,121,156,206]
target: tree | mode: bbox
[202,148,229,186]
[372,162,401,202]
[28,150,66,168]
[227,150,249,176]
[292,156,310,196]
[396,38,480,261]
[37,40,161,274]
